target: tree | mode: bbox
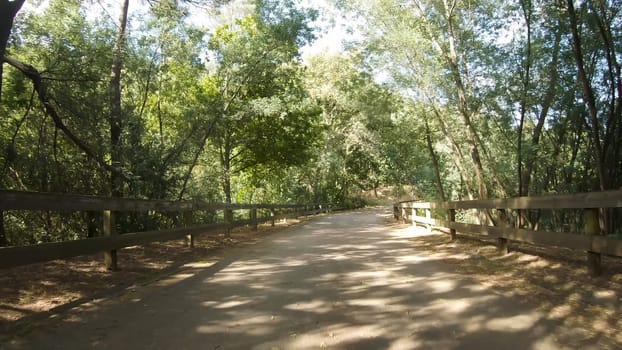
[337,0,505,200]
[566,0,607,191]
[516,0,533,197]
[109,0,130,198]
[0,0,25,100]
[304,53,400,202]
[2,0,122,194]
[207,1,320,209]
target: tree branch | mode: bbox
[0,0,26,101]
[3,55,129,182]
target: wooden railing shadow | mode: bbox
[394,189,622,276]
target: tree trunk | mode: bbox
[86,211,98,238]
[523,27,561,196]
[0,0,25,101]
[4,56,129,180]
[591,1,622,164]
[424,116,446,201]
[313,167,322,203]
[177,132,209,201]
[517,0,532,197]
[427,96,475,198]
[567,0,607,191]
[590,3,622,237]
[109,0,130,198]
[0,210,7,247]
[442,0,488,200]
[220,131,233,224]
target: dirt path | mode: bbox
[0,209,607,349]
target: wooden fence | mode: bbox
[393,189,622,276]
[0,190,332,270]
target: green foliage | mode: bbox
[206,3,322,204]
[302,53,402,203]
[4,0,622,245]
[2,0,112,195]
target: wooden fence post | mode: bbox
[448,209,456,241]
[584,208,601,276]
[0,210,7,247]
[251,206,258,231]
[224,206,233,237]
[103,210,118,271]
[425,208,432,232]
[184,211,194,248]
[401,206,406,224]
[497,209,509,254]
[497,236,509,254]
[86,211,98,238]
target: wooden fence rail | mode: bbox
[0,191,333,270]
[394,189,622,276]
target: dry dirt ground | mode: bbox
[1,211,622,347]
[0,219,304,336]
[386,219,622,347]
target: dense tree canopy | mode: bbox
[1,0,622,244]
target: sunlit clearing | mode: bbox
[347,297,404,308]
[389,225,441,239]
[527,259,550,268]
[395,255,432,263]
[322,253,353,261]
[182,261,216,268]
[285,299,331,313]
[226,260,280,272]
[196,315,275,336]
[309,273,339,283]
[426,279,457,293]
[486,312,540,331]
[153,273,195,287]
[433,298,471,314]
[286,324,386,349]
[547,304,572,319]
[347,270,393,280]
[445,252,473,260]
[517,254,539,263]
[212,299,253,309]
[388,337,423,350]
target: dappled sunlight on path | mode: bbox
[5,209,582,349]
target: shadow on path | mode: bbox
[4,209,583,349]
